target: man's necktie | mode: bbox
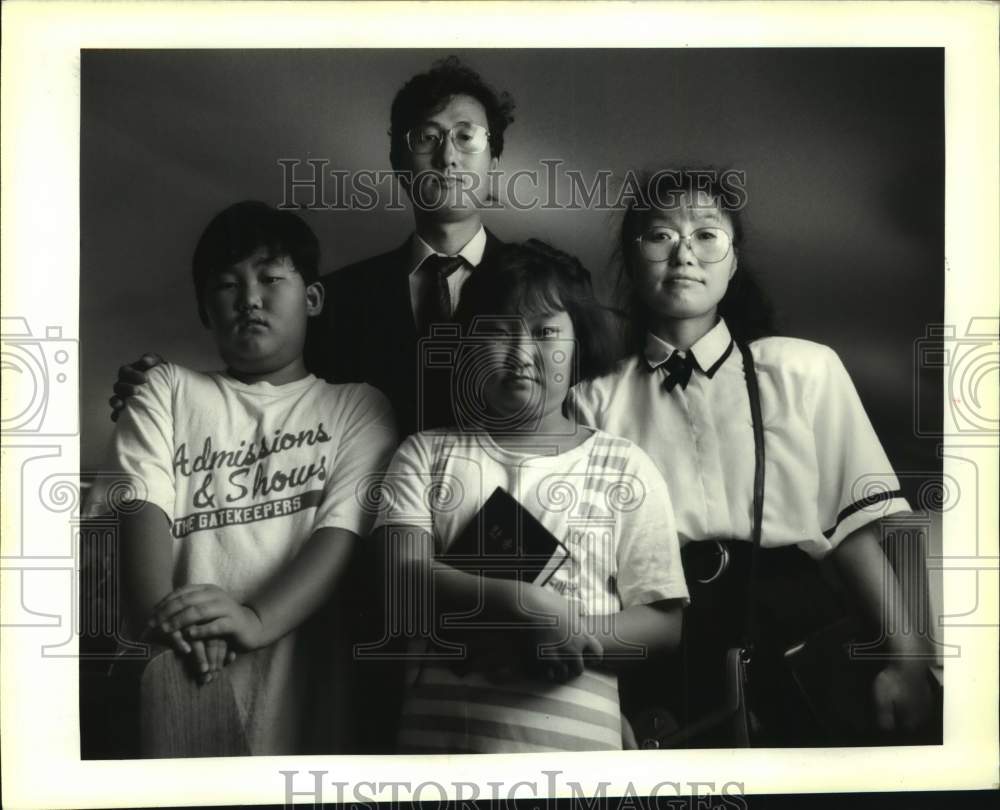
[417,254,465,331]
[661,350,697,391]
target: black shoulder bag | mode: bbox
[631,343,942,748]
[631,342,764,749]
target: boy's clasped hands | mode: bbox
[147,584,265,686]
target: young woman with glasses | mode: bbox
[569,168,937,747]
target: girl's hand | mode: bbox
[150,584,265,651]
[451,632,525,683]
[452,647,521,684]
[533,627,604,683]
[520,586,603,683]
[873,661,933,735]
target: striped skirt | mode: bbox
[398,663,624,753]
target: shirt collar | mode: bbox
[643,318,734,378]
[409,225,487,276]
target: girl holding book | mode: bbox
[371,239,690,753]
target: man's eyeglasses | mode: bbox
[635,227,733,263]
[405,123,490,155]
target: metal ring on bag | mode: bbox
[695,540,730,584]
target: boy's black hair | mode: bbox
[616,167,775,350]
[191,200,320,324]
[455,239,620,385]
[389,56,516,173]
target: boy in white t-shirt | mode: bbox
[105,201,397,754]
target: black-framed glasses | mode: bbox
[635,227,733,263]
[405,122,490,155]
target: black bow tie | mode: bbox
[661,350,697,392]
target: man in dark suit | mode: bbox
[305,57,515,435]
[302,57,516,754]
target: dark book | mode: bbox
[441,487,569,585]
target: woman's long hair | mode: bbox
[615,168,776,352]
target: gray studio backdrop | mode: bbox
[81,49,943,495]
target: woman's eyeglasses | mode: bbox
[635,227,733,263]
[405,123,490,155]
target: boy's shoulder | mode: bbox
[311,379,392,410]
[306,380,397,441]
[142,361,204,393]
[159,368,390,416]
[149,361,241,384]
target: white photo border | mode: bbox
[1,1,997,808]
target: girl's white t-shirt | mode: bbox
[374,427,688,753]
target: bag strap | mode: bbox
[737,341,765,656]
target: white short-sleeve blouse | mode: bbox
[569,319,911,558]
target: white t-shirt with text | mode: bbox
[106,363,396,753]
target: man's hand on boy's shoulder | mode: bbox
[110,353,165,421]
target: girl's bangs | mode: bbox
[508,273,566,318]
